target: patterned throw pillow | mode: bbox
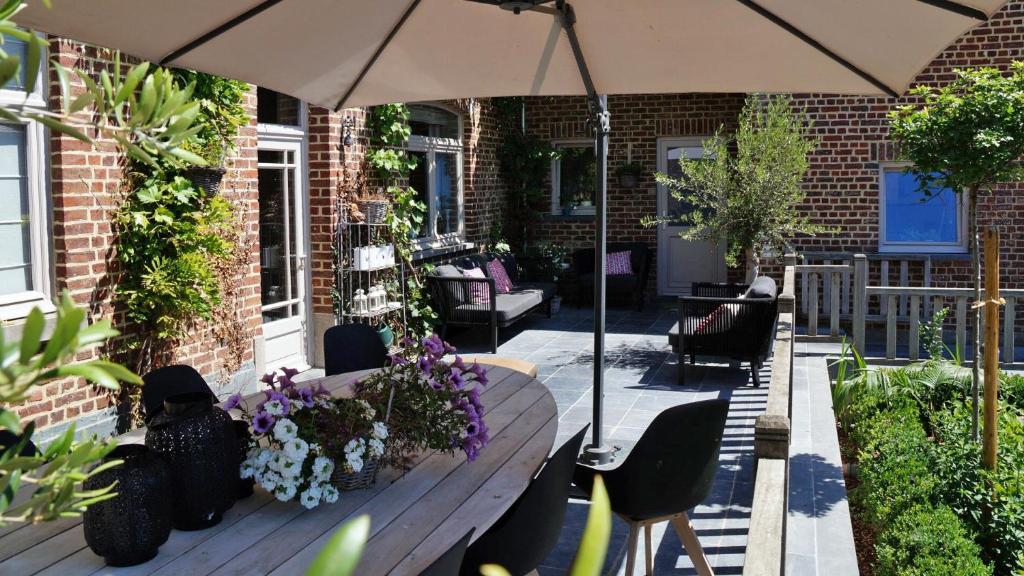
[488,259,513,294]
[695,302,740,334]
[606,251,633,275]
[463,267,490,305]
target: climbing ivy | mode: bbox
[368,104,437,337]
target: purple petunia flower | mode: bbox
[452,356,466,371]
[267,391,291,414]
[450,371,466,390]
[298,387,316,408]
[252,411,274,434]
[282,367,299,379]
[422,334,445,357]
[400,336,416,348]
[428,378,444,390]
[260,372,277,385]
[417,356,433,376]
[388,353,409,366]
[222,393,242,411]
[466,420,480,436]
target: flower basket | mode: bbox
[182,166,227,196]
[358,199,389,224]
[331,458,379,491]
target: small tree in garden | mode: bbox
[889,62,1024,444]
[649,94,825,280]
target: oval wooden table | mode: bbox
[0,364,557,576]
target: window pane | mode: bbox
[664,145,703,222]
[257,87,300,125]
[1,36,28,91]
[435,152,458,235]
[557,145,595,209]
[884,171,959,244]
[408,151,429,238]
[259,164,294,322]
[408,105,460,139]
[0,123,30,296]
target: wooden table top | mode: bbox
[0,364,557,576]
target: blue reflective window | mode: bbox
[883,169,961,248]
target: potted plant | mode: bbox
[356,334,490,466]
[615,162,643,188]
[574,191,593,208]
[355,187,390,225]
[172,72,248,195]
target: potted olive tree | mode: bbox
[173,71,249,195]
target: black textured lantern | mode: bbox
[83,444,173,567]
[145,392,238,530]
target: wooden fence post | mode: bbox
[853,254,867,354]
[983,227,1000,472]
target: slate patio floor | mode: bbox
[448,302,771,576]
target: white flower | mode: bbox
[273,418,299,442]
[344,438,363,455]
[278,455,302,478]
[368,438,385,458]
[309,442,322,454]
[254,448,273,468]
[260,470,282,492]
[283,438,309,462]
[372,422,389,440]
[299,488,321,509]
[322,485,339,504]
[275,482,297,502]
[240,462,256,479]
[312,456,334,480]
[346,452,364,473]
[265,399,285,417]
[357,399,376,419]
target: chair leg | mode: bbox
[644,523,654,575]
[671,513,714,576]
[490,324,498,354]
[750,358,761,388]
[625,522,640,576]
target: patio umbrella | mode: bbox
[17,0,1006,463]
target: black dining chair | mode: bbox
[573,399,729,576]
[458,425,589,576]
[323,323,389,377]
[141,364,214,423]
[419,528,475,576]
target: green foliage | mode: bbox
[115,175,235,342]
[305,514,370,576]
[569,474,611,576]
[367,103,436,337]
[921,306,953,360]
[890,63,1024,196]
[522,242,569,283]
[650,94,827,270]
[875,505,991,576]
[1,294,142,525]
[614,161,642,177]
[171,70,248,166]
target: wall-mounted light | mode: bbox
[340,116,355,148]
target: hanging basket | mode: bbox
[357,200,389,224]
[332,458,379,491]
[183,166,227,196]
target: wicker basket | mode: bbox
[332,458,379,491]
[357,200,389,224]
[183,166,227,196]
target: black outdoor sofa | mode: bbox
[668,277,778,387]
[427,252,556,353]
[572,242,651,311]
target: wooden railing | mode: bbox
[744,259,795,576]
[794,253,1021,363]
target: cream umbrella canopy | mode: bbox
[16,0,1006,463]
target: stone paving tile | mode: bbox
[443,302,767,575]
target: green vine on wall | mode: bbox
[367,104,437,337]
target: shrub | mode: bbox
[875,505,991,576]
[853,406,937,529]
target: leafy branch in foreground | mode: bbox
[0,0,204,167]
[1,294,143,525]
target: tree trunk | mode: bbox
[745,247,760,284]
[970,185,981,442]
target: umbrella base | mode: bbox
[581,443,616,465]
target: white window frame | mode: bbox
[406,104,465,252]
[878,162,967,254]
[0,34,52,322]
[550,139,595,215]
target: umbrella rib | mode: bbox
[159,0,290,66]
[911,0,989,21]
[334,0,422,111]
[734,0,899,98]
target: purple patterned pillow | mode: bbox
[463,267,490,305]
[606,251,633,275]
[488,259,513,294]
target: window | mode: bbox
[879,164,966,253]
[257,87,301,126]
[404,105,464,248]
[0,33,51,322]
[550,140,595,215]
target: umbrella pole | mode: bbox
[557,1,614,464]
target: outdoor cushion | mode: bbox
[431,264,468,306]
[455,290,542,324]
[695,303,740,334]
[606,250,633,275]
[488,259,514,294]
[744,276,777,299]
[463,267,490,305]
[514,281,557,301]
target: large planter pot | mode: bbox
[233,420,255,500]
[182,166,227,196]
[83,444,173,567]
[617,173,639,188]
[145,392,238,531]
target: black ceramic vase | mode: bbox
[145,392,238,531]
[232,419,255,499]
[83,444,173,567]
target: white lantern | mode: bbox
[353,289,369,314]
